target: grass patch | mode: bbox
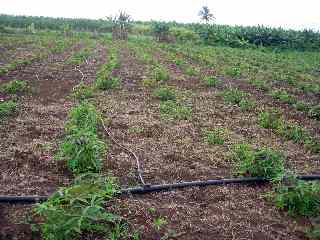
[0,100,17,119]
[309,105,320,120]
[270,89,296,104]
[96,76,121,90]
[294,101,311,113]
[1,79,27,94]
[201,76,220,87]
[153,86,176,101]
[205,128,226,145]
[232,143,285,179]
[248,79,269,91]
[219,88,248,105]
[160,100,192,120]
[153,66,169,81]
[72,81,94,101]
[184,66,199,76]
[258,109,283,130]
[239,99,256,111]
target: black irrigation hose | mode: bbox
[1,175,320,204]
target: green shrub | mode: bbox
[96,76,120,90]
[248,79,269,91]
[279,123,307,143]
[219,88,248,105]
[305,137,320,154]
[270,176,320,217]
[65,102,99,134]
[153,86,176,101]
[205,128,226,145]
[160,100,192,120]
[184,66,200,76]
[34,174,121,240]
[56,129,106,174]
[1,79,27,94]
[294,101,311,113]
[153,66,169,81]
[270,89,296,104]
[202,76,219,87]
[309,105,320,120]
[225,66,241,77]
[258,109,283,130]
[239,99,256,111]
[232,144,285,179]
[0,100,17,119]
[72,81,94,101]
[174,58,184,66]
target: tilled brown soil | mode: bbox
[94,44,315,239]
[0,40,107,239]
[0,38,317,240]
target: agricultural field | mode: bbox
[0,23,320,240]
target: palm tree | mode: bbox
[198,6,215,23]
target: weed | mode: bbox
[142,79,157,88]
[0,100,17,119]
[153,86,176,101]
[1,79,27,94]
[294,101,311,113]
[305,137,320,154]
[232,144,285,179]
[248,79,269,91]
[202,76,219,87]
[258,109,283,130]
[33,174,121,240]
[239,99,256,111]
[205,128,226,145]
[153,217,167,231]
[270,175,320,217]
[174,58,184,66]
[96,76,121,90]
[309,105,320,120]
[184,66,199,76]
[270,89,296,104]
[219,88,248,105]
[225,66,241,77]
[72,81,94,101]
[153,66,170,81]
[279,123,307,143]
[160,100,192,120]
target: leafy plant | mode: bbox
[248,79,269,91]
[205,128,226,145]
[1,79,27,94]
[184,66,199,76]
[33,174,121,240]
[279,123,307,143]
[160,100,192,120]
[201,76,219,87]
[153,217,167,231]
[96,76,121,90]
[232,144,285,179]
[294,101,311,113]
[258,109,283,130]
[153,86,176,101]
[56,129,106,174]
[309,105,320,120]
[72,81,94,101]
[270,89,296,104]
[153,66,169,81]
[219,88,248,105]
[65,102,99,134]
[239,99,256,111]
[0,100,17,119]
[270,175,320,217]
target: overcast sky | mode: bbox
[1,0,320,30]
